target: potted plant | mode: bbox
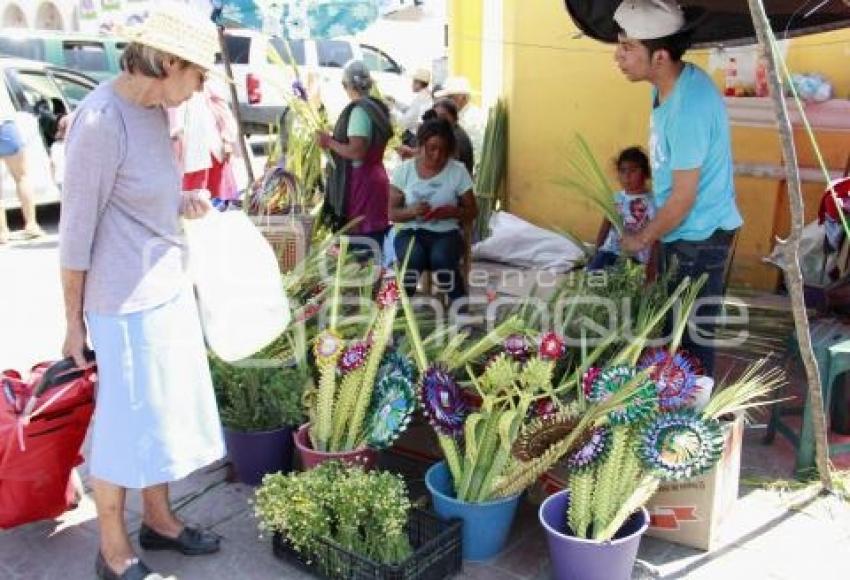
[255,461,463,579]
[294,242,418,470]
[416,329,646,561]
[392,262,648,560]
[394,262,709,561]
[211,356,309,485]
[255,462,411,568]
[538,358,783,580]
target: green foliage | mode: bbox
[553,134,621,232]
[702,359,786,421]
[550,260,674,353]
[254,462,412,566]
[210,356,308,432]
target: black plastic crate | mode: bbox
[272,508,462,580]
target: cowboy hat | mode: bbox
[120,4,219,72]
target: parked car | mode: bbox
[0,58,98,210]
[218,29,413,134]
[0,29,123,82]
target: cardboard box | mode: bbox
[529,415,744,552]
[645,415,743,551]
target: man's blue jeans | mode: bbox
[661,229,736,377]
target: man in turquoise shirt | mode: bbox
[614,0,743,375]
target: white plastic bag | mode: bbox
[183,210,290,362]
[472,211,586,272]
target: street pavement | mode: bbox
[0,205,65,372]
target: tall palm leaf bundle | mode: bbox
[473,99,508,241]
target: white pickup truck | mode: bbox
[219,29,414,134]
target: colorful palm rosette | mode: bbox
[364,374,417,449]
[538,332,566,361]
[585,365,657,425]
[638,409,725,481]
[566,427,613,473]
[338,340,370,374]
[581,366,602,398]
[638,349,700,411]
[512,411,581,462]
[503,334,531,362]
[376,278,401,309]
[379,350,417,384]
[419,365,467,437]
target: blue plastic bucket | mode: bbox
[425,461,521,561]
[539,489,648,580]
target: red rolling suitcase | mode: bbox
[0,351,96,529]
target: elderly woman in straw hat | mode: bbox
[316,60,392,261]
[59,6,224,579]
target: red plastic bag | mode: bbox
[0,353,96,529]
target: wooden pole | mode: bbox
[217,25,256,185]
[746,0,833,491]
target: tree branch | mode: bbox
[746,0,832,490]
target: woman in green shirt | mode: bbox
[316,60,392,261]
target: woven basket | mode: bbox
[250,214,315,273]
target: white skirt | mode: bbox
[86,286,224,489]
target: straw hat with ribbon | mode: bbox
[119,4,219,73]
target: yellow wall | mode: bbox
[447,0,483,99]
[449,1,850,289]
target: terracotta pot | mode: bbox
[293,423,378,471]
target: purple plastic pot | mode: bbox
[539,490,649,580]
[223,425,295,486]
[293,423,378,471]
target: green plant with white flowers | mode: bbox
[255,461,412,566]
